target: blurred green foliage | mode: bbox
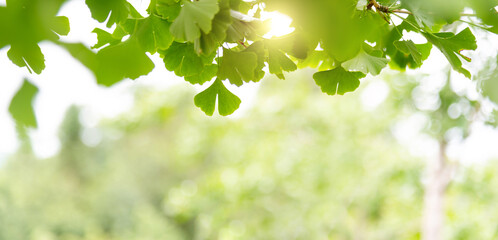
[0,73,497,240]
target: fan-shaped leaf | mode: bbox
[313,67,366,95]
[169,0,219,42]
[194,78,241,116]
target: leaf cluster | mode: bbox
[2,0,498,125]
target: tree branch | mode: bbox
[368,0,477,17]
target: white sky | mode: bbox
[0,0,498,164]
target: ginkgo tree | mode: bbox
[1,0,498,126]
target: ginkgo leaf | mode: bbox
[134,15,174,53]
[394,40,423,65]
[185,64,218,85]
[244,41,266,81]
[341,48,389,76]
[9,79,39,128]
[170,0,219,42]
[297,50,328,69]
[1,1,70,74]
[194,78,241,116]
[92,28,122,49]
[402,0,463,29]
[50,16,70,36]
[155,0,181,20]
[58,42,98,71]
[217,48,258,86]
[225,13,269,43]
[469,0,498,34]
[313,67,366,96]
[390,42,432,70]
[161,42,202,76]
[423,28,477,78]
[267,48,297,79]
[341,49,389,76]
[85,0,129,28]
[160,42,215,79]
[194,1,232,55]
[7,44,45,74]
[228,0,252,12]
[95,39,155,86]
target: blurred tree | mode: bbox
[0,74,427,239]
[1,68,498,239]
[385,61,497,239]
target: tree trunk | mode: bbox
[421,141,452,240]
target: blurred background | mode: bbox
[2,69,498,239]
[2,0,498,240]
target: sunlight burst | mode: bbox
[262,11,295,38]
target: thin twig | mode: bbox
[367,0,382,11]
[392,9,412,15]
[367,0,391,13]
[460,13,477,17]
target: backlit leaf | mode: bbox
[7,44,45,74]
[92,28,122,49]
[313,67,366,95]
[194,1,232,55]
[85,0,129,27]
[9,79,39,128]
[217,48,258,86]
[185,65,218,85]
[58,42,98,71]
[96,39,155,86]
[394,40,423,65]
[423,28,477,78]
[50,16,70,36]
[155,0,181,20]
[194,78,241,116]
[244,41,266,81]
[134,15,174,53]
[267,48,297,79]
[170,0,219,42]
[341,49,389,76]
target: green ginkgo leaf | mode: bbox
[96,39,155,86]
[92,28,122,49]
[58,42,98,72]
[85,0,129,27]
[244,41,266,81]
[313,67,366,96]
[217,48,258,86]
[169,0,219,42]
[341,48,389,76]
[155,0,181,20]
[134,15,174,53]
[185,65,218,85]
[50,16,70,36]
[267,48,297,79]
[394,40,424,65]
[7,44,45,74]
[160,42,216,84]
[9,79,39,128]
[423,28,477,78]
[194,1,232,55]
[194,78,241,116]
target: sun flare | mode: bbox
[262,11,295,38]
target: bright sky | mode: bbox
[1,0,498,164]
